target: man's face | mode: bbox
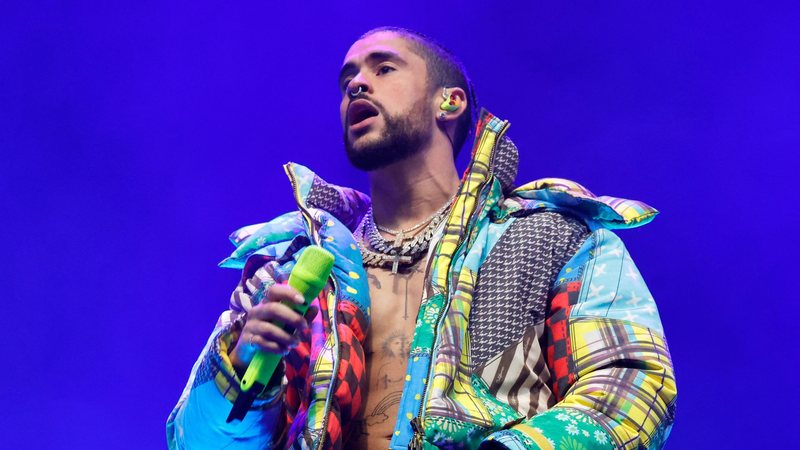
[339,32,433,171]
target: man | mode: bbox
[167,27,676,449]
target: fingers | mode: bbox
[231,281,312,370]
[246,327,297,355]
[233,318,302,366]
[249,301,308,331]
[235,292,309,358]
[266,284,305,306]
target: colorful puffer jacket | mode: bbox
[167,110,676,450]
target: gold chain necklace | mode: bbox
[355,196,454,274]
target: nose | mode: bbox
[345,74,370,99]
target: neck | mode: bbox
[368,134,460,231]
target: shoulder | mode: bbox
[507,177,659,231]
[480,211,591,282]
[499,211,590,250]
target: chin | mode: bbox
[347,125,386,151]
[348,133,378,152]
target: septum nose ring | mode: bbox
[349,85,365,98]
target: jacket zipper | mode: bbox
[410,120,510,447]
[316,277,342,450]
[284,163,340,450]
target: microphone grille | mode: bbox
[298,245,335,277]
[290,245,336,298]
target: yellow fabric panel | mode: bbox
[562,318,677,449]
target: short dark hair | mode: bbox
[360,27,477,156]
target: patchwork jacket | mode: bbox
[167,110,677,450]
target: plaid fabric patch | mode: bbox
[431,109,504,292]
[545,281,582,399]
[561,317,676,449]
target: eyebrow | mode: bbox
[338,50,405,87]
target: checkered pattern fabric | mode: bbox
[545,281,581,399]
[284,325,311,421]
[332,316,367,439]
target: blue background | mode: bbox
[2,1,797,448]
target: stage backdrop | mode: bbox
[2,1,797,448]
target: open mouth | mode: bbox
[347,99,379,128]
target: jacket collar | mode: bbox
[286,108,657,232]
[282,109,519,228]
[224,108,657,260]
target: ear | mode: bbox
[434,86,468,124]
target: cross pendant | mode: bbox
[391,232,404,275]
[393,231,404,248]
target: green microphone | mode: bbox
[227,245,335,423]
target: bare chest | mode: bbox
[349,262,425,449]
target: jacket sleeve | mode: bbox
[166,263,288,450]
[486,228,677,450]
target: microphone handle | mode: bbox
[239,296,311,392]
[227,245,334,423]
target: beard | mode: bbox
[344,97,433,172]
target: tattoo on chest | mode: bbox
[367,272,382,290]
[393,261,424,320]
[352,391,403,436]
[367,260,424,320]
[380,330,411,359]
[375,330,412,388]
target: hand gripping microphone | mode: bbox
[227,245,335,423]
